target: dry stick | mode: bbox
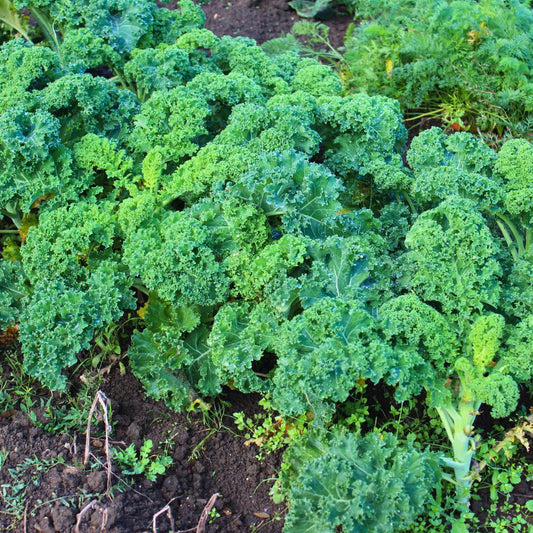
[175,493,220,533]
[197,493,220,533]
[74,500,108,533]
[152,497,178,533]
[84,390,113,493]
[23,502,28,533]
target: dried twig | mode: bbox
[152,497,178,533]
[84,391,112,493]
[74,499,108,533]
[175,493,220,533]
[197,493,219,533]
[23,502,28,533]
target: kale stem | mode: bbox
[28,7,62,60]
[403,191,417,216]
[495,219,519,261]
[0,1,32,42]
[497,214,524,255]
[436,393,480,511]
[132,281,149,296]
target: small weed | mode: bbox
[187,399,236,461]
[208,506,221,524]
[0,448,7,470]
[113,439,172,482]
[233,396,310,459]
[0,455,66,529]
[86,316,138,374]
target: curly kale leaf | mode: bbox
[213,92,321,156]
[283,430,441,533]
[39,74,139,143]
[453,313,522,419]
[230,150,344,238]
[73,133,134,193]
[122,210,229,307]
[316,93,407,181]
[14,0,155,54]
[378,294,460,402]
[188,199,306,302]
[20,261,133,390]
[21,201,118,285]
[495,138,533,226]
[123,44,192,101]
[60,28,121,73]
[290,57,342,97]
[207,301,280,394]
[0,106,73,216]
[211,35,290,94]
[128,328,195,410]
[138,0,205,49]
[0,39,59,111]
[227,233,307,301]
[300,231,392,308]
[272,298,389,419]
[128,295,208,410]
[0,106,60,163]
[501,314,533,384]
[406,128,501,211]
[0,258,29,329]
[18,200,134,389]
[400,197,502,320]
[188,198,270,262]
[129,86,210,163]
[504,248,533,317]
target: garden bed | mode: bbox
[1,0,532,532]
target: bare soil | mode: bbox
[0,354,285,532]
[201,0,351,48]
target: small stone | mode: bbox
[126,422,142,441]
[86,470,107,492]
[161,475,180,500]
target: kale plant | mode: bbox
[280,430,441,532]
[0,0,406,403]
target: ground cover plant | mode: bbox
[0,0,532,531]
[344,0,533,138]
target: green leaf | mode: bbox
[0,0,30,40]
[288,0,331,18]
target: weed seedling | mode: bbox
[113,439,172,482]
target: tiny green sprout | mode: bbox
[208,506,221,524]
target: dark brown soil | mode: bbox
[0,359,285,532]
[161,0,351,49]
